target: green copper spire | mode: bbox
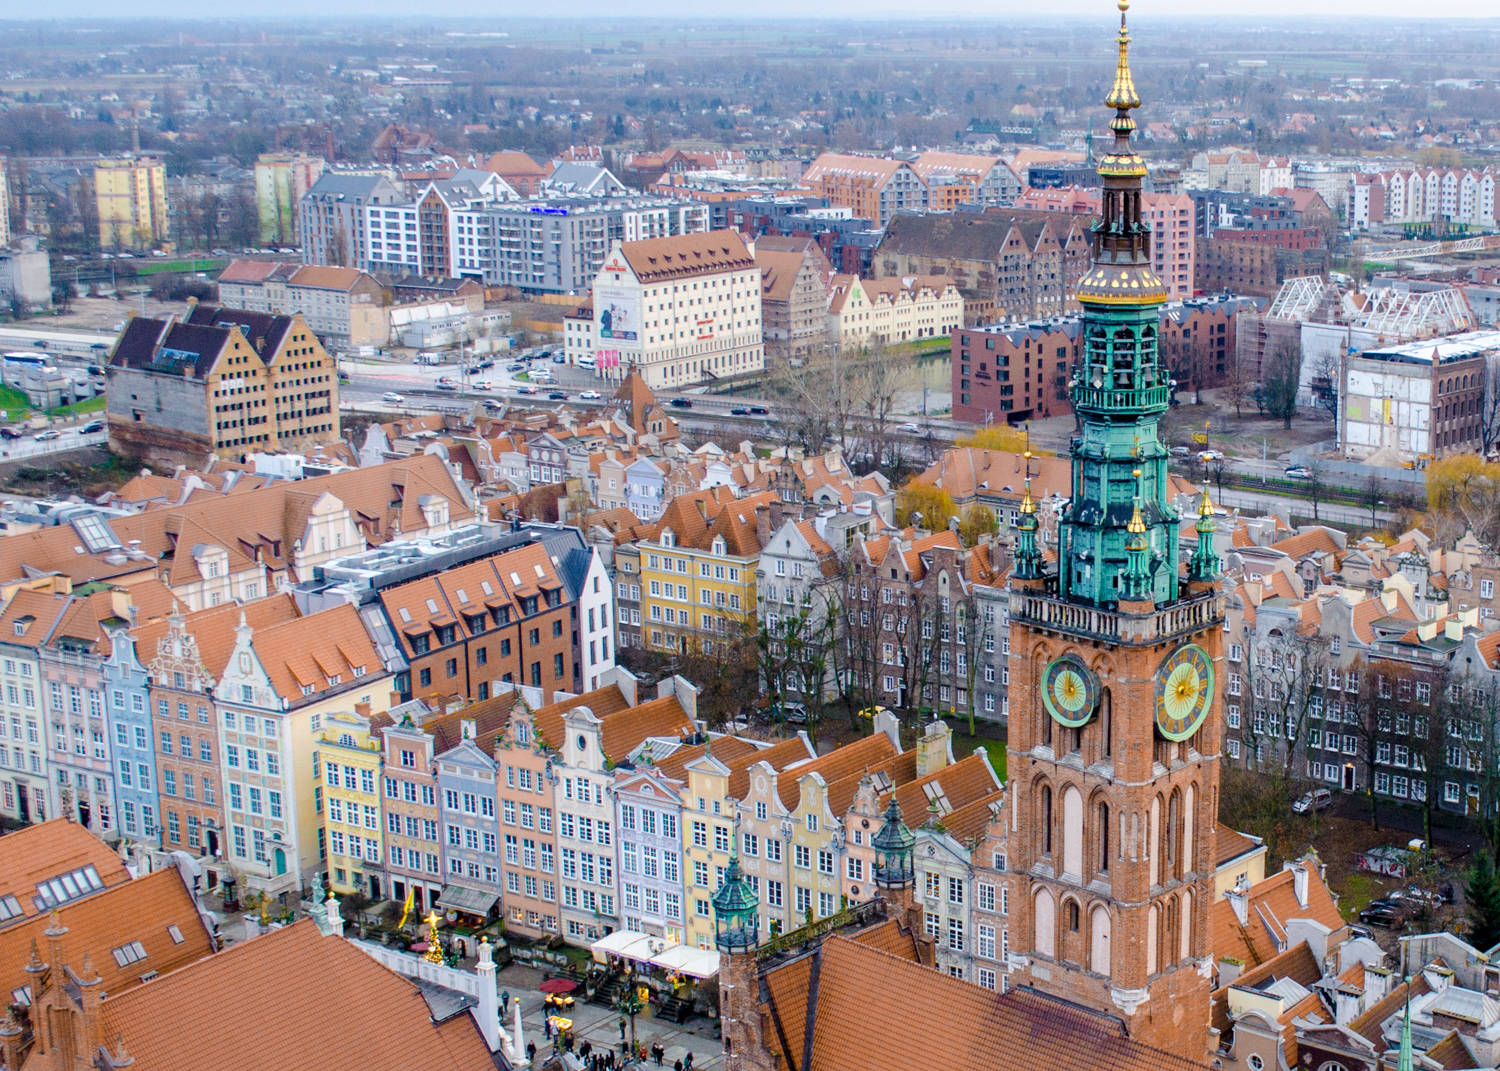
[1057,0,1180,609]
[1190,489,1220,582]
[1013,452,1043,580]
[1397,978,1414,1071]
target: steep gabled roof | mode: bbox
[0,819,131,923]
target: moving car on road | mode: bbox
[1284,465,1312,479]
[668,398,693,409]
[896,422,921,434]
[579,390,601,400]
[34,429,60,441]
[381,391,406,404]
[548,391,568,400]
[81,420,105,434]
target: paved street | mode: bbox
[496,961,722,1071]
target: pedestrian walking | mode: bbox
[580,1041,593,1060]
[683,1052,693,1070]
[501,990,510,1014]
[652,1042,665,1066]
[675,1059,684,1071]
[526,1042,537,1064]
[619,1018,627,1041]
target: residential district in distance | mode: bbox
[1,4,1500,1071]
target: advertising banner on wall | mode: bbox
[596,286,638,341]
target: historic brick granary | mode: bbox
[1004,1,1224,1062]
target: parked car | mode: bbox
[1169,445,1190,457]
[552,353,566,364]
[435,382,458,391]
[1292,788,1332,814]
[381,391,406,404]
[779,701,809,724]
[579,390,601,400]
[34,430,60,441]
[668,398,693,409]
[516,385,538,395]
[472,380,492,391]
[31,340,47,349]
[474,359,495,371]
[548,391,568,400]
[81,420,105,434]
[0,427,22,440]
[507,362,527,373]
[1284,465,1312,479]
[730,407,750,415]
[896,422,921,434]
[1358,905,1407,928]
[748,406,770,415]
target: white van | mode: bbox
[576,356,597,370]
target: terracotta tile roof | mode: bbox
[287,264,367,291]
[646,487,781,558]
[0,819,131,922]
[1211,941,1322,1035]
[875,752,1000,834]
[598,694,698,760]
[726,735,817,801]
[651,735,758,782]
[846,916,925,961]
[378,541,566,661]
[0,867,213,1000]
[777,732,898,811]
[828,751,917,819]
[529,682,636,750]
[762,934,1208,1071]
[1425,1030,1477,1070]
[1216,824,1262,868]
[803,152,913,184]
[1351,973,1431,1048]
[911,150,1007,181]
[617,229,755,284]
[0,455,473,590]
[1270,527,1343,561]
[247,603,385,706]
[98,919,497,1071]
[131,594,302,681]
[1210,863,1343,968]
[756,248,811,304]
[425,690,523,754]
[934,789,1005,843]
[217,259,283,284]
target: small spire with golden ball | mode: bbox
[1105,0,1141,114]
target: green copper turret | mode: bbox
[1057,0,1180,609]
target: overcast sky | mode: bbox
[12,0,1500,18]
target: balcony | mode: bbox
[1010,584,1223,647]
[1071,382,1170,412]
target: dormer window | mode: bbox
[712,537,726,556]
[301,684,314,696]
[661,529,675,547]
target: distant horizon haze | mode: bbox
[6,1,1500,19]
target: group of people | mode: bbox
[515,989,701,1069]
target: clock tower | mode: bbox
[1005,3,1223,1063]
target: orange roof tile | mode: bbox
[763,933,1208,1071]
[0,867,213,1000]
[1210,863,1343,968]
[98,920,496,1071]
[0,819,131,922]
[778,732,898,811]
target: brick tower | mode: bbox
[1005,2,1224,1062]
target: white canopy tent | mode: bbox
[589,930,721,978]
[648,943,721,979]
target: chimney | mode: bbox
[355,701,372,720]
[755,504,773,549]
[1291,860,1309,909]
[916,718,953,777]
[1226,877,1250,926]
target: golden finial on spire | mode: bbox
[1105,0,1141,113]
[1020,475,1036,515]
[1199,487,1215,519]
[1127,467,1147,535]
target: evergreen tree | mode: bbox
[1465,853,1500,951]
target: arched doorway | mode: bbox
[273,847,287,876]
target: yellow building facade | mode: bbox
[637,488,778,657]
[315,708,386,897]
[94,156,168,250]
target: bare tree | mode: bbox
[1349,656,1388,830]
[1311,349,1341,420]
[1224,346,1253,420]
[1481,359,1500,459]
[1239,623,1334,787]
[1261,339,1303,430]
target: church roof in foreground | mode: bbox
[758,932,1208,1071]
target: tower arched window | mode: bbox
[1097,802,1110,875]
[1040,784,1053,856]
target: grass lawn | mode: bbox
[0,386,31,421]
[944,720,1007,781]
[46,396,106,418]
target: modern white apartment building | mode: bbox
[566,229,764,390]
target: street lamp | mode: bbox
[614,963,645,1064]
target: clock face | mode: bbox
[1041,654,1099,728]
[1155,643,1214,741]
